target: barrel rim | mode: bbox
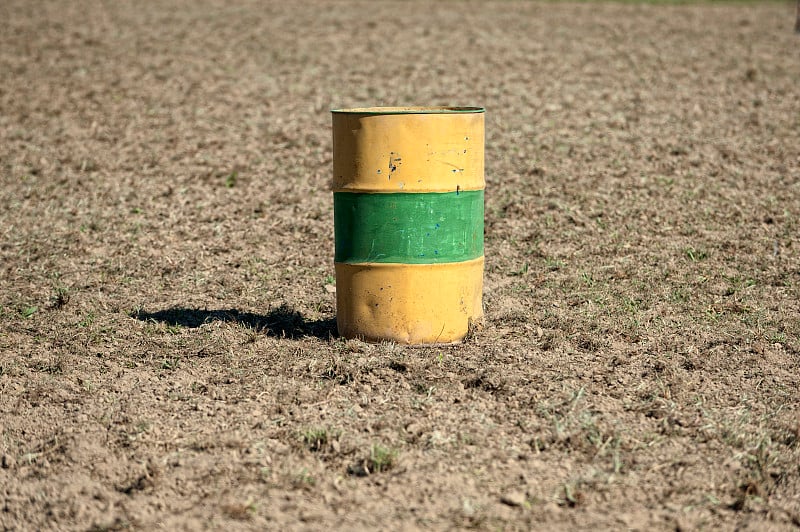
[331,106,484,115]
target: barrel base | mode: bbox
[335,257,484,345]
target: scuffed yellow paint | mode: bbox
[332,110,484,193]
[335,258,484,345]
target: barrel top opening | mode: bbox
[331,106,484,115]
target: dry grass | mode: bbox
[1,0,799,529]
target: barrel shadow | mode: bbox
[132,304,336,340]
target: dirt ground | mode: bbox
[1,0,799,530]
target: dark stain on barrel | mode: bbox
[389,152,402,174]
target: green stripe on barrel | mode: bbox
[334,190,484,264]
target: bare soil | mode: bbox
[1,1,799,530]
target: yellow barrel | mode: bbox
[332,106,485,344]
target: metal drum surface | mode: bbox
[332,106,484,344]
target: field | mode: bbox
[1,0,799,529]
